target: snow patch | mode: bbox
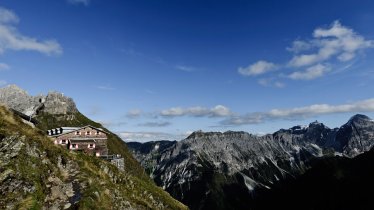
[310,143,323,157]
[240,173,257,191]
[154,144,159,150]
[293,145,301,152]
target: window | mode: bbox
[86,131,91,136]
[96,131,100,135]
[61,139,66,144]
[75,131,80,135]
[88,144,94,149]
[72,144,77,149]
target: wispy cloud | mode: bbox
[0,7,62,55]
[138,121,171,127]
[0,62,9,71]
[160,105,232,118]
[238,21,374,84]
[238,60,277,76]
[120,130,193,142]
[97,85,115,91]
[258,77,285,88]
[175,65,197,72]
[221,98,374,125]
[126,109,142,118]
[288,64,330,80]
[0,80,6,86]
[120,131,180,142]
[67,0,90,6]
[121,47,200,73]
[99,120,127,128]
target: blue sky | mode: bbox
[1,0,374,142]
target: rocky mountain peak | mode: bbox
[348,114,371,124]
[308,120,325,127]
[0,84,78,116]
[43,91,78,115]
[1,84,28,94]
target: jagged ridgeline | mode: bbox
[0,85,187,209]
[128,115,374,210]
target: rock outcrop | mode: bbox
[0,84,77,116]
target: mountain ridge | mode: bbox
[128,114,374,210]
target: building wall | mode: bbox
[54,126,108,156]
[69,141,96,156]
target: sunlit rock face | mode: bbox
[128,115,374,210]
[0,84,77,116]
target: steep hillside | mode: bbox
[0,85,187,209]
[128,116,374,210]
[0,84,148,180]
[0,105,187,209]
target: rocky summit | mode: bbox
[0,84,77,116]
[127,115,374,210]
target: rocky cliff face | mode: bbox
[128,115,374,210]
[127,141,178,174]
[0,84,77,116]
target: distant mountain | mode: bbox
[127,115,374,210]
[0,85,187,209]
[127,141,178,174]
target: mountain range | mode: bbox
[127,114,374,210]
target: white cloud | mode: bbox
[211,105,231,117]
[160,105,232,118]
[288,21,373,67]
[0,62,9,71]
[287,40,313,53]
[138,121,171,127]
[120,131,178,142]
[238,21,374,83]
[288,64,330,80]
[258,78,285,88]
[238,60,276,76]
[221,98,374,125]
[0,8,18,24]
[67,0,90,6]
[119,130,193,142]
[0,7,62,55]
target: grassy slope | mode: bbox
[1,107,187,209]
